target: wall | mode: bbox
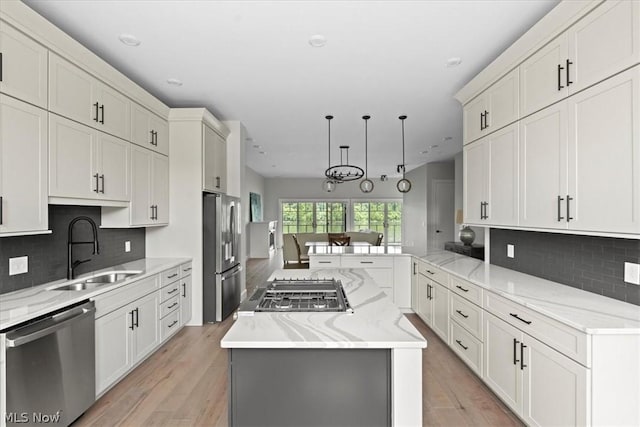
[490,229,640,306]
[402,165,427,254]
[244,166,266,258]
[0,205,145,294]
[264,176,402,245]
[454,152,485,245]
[426,161,455,250]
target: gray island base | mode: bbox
[221,268,427,426]
[229,348,391,426]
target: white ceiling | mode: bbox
[24,0,559,179]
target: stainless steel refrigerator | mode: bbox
[203,192,242,323]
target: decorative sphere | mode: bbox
[360,179,374,193]
[397,178,412,193]
[322,179,336,192]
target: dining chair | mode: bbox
[291,234,310,265]
[329,235,351,246]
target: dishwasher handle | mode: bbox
[5,302,95,348]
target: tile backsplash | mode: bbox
[490,229,640,306]
[0,205,145,294]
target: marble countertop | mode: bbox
[221,268,427,349]
[306,245,407,255]
[0,258,190,331]
[415,250,640,334]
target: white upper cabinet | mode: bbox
[567,0,640,95]
[203,123,227,193]
[463,69,519,145]
[131,102,169,156]
[566,66,640,234]
[126,145,169,227]
[0,95,48,235]
[521,0,639,117]
[49,113,130,203]
[464,123,519,226]
[519,66,639,235]
[520,33,569,117]
[519,102,568,229]
[49,53,130,140]
[0,23,48,108]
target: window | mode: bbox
[281,201,346,234]
[352,201,402,244]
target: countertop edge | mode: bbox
[412,252,640,335]
[0,257,191,331]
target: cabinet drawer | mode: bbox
[450,320,483,377]
[418,263,448,287]
[181,262,193,277]
[310,256,341,268]
[450,293,483,340]
[161,267,181,286]
[160,295,180,318]
[449,276,483,306]
[484,292,589,366]
[341,256,394,269]
[160,309,180,342]
[159,281,181,303]
[94,275,158,318]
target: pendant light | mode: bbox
[359,115,374,193]
[323,116,364,183]
[321,115,337,192]
[396,115,412,193]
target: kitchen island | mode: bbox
[221,268,426,427]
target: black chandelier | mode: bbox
[396,115,412,193]
[323,115,364,183]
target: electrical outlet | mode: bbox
[624,262,640,285]
[507,244,515,259]
[125,241,131,253]
[9,256,28,276]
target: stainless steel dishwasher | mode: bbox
[2,301,96,426]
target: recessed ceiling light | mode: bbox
[429,144,439,149]
[246,137,254,142]
[420,150,429,154]
[309,34,327,47]
[166,78,183,86]
[446,57,462,67]
[119,34,141,47]
[259,151,266,155]
[271,164,276,168]
[253,144,262,149]
[443,136,453,141]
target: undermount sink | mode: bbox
[50,271,142,291]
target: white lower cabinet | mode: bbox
[95,289,159,396]
[484,312,588,426]
[416,272,449,343]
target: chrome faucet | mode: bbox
[67,216,100,280]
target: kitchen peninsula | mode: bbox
[221,268,426,427]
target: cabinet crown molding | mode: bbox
[169,108,230,139]
[455,0,603,105]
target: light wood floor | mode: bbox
[76,253,523,426]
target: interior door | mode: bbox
[430,179,455,250]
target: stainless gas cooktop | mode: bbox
[237,278,353,315]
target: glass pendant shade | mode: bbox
[360,179,374,193]
[397,178,412,193]
[322,179,336,193]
